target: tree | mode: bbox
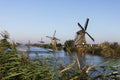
[64,40,74,47]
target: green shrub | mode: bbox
[0,52,54,80]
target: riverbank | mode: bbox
[63,45,120,58]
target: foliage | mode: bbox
[63,40,120,58]
[58,62,91,80]
[99,42,120,57]
[0,31,11,53]
[0,30,10,40]
[0,30,54,80]
[0,39,11,52]
[59,67,87,80]
[86,41,120,58]
[90,59,120,80]
[0,52,54,80]
[87,47,102,55]
[64,40,74,48]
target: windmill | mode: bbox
[46,30,60,50]
[74,18,94,47]
[38,38,45,44]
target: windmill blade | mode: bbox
[53,30,56,37]
[55,37,60,41]
[38,38,44,43]
[38,41,44,43]
[46,36,52,39]
[78,23,85,31]
[52,37,60,41]
[86,32,95,42]
[84,18,89,31]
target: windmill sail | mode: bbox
[84,18,89,30]
[86,32,94,42]
[46,36,53,39]
[53,30,56,37]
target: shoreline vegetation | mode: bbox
[31,40,120,58]
[0,31,120,80]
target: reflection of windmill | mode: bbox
[46,30,60,49]
[38,38,45,44]
[74,18,94,47]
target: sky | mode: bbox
[0,0,120,44]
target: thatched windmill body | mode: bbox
[46,30,60,49]
[74,18,94,47]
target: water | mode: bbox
[17,45,114,66]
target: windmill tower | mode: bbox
[74,18,94,47]
[46,30,60,50]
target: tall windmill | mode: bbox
[46,30,60,49]
[74,18,94,47]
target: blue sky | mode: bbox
[0,0,120,44]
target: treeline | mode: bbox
[25,43,63,50]
[64,40,120,58]
[88,41,120,58]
